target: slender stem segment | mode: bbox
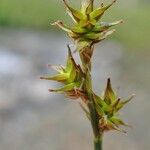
[88,98,103,150]
[81,46,103,150]
[94,136,102,150]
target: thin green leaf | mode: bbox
[116,95,134,111]
[49,82,77,92]
[90,0,117,21]
[40,73,68,82]
[52,21,72,33]
[93,20,123,32]
[110,116,129,127]
[63,0,85,22]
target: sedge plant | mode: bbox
[41,0,133,150]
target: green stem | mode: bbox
[87,92,103,150]
[94,136,102,150]
[88,101,99,137]
[88,100,103,150]
[81,46,103,150]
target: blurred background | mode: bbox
[0,0,149,150]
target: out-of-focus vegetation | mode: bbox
[106,5,150,49]
[0,0,149,49]
[0,0,65,28]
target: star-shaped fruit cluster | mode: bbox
[40,46,86,100]
[53,0,123,51]
[92,78,133,133]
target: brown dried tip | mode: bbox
[111,98,120,108]
[107,78,111,85]
[119,20,124,24]
[40,77,45,79]
[105,78,114,93]
[62,0,70,10]
[48,89,55,92]
[113,0,117,3]
[129,94,135,101]
[51,20,63,26]
[62,0,66,4]
[67,44,73,57]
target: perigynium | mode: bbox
[41,0,133,150]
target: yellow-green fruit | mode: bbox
[53,0,122,51]
[93,78,133,133]
[40,45,84,94]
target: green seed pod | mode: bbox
[93,78,133,133]
[40,45,84,97]
[53,0,122,52]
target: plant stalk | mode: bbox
[88,100,103,150]
[81,45,103,149]
[94,136,102,150]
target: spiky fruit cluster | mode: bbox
[53,0,122,52]
[92,79,133,133]
[40,46,85,99]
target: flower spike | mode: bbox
[53,0,122,68]
[90,0,117,21]
[92,78,133,133]
[63,0,85,23]
[40,46,84,96]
